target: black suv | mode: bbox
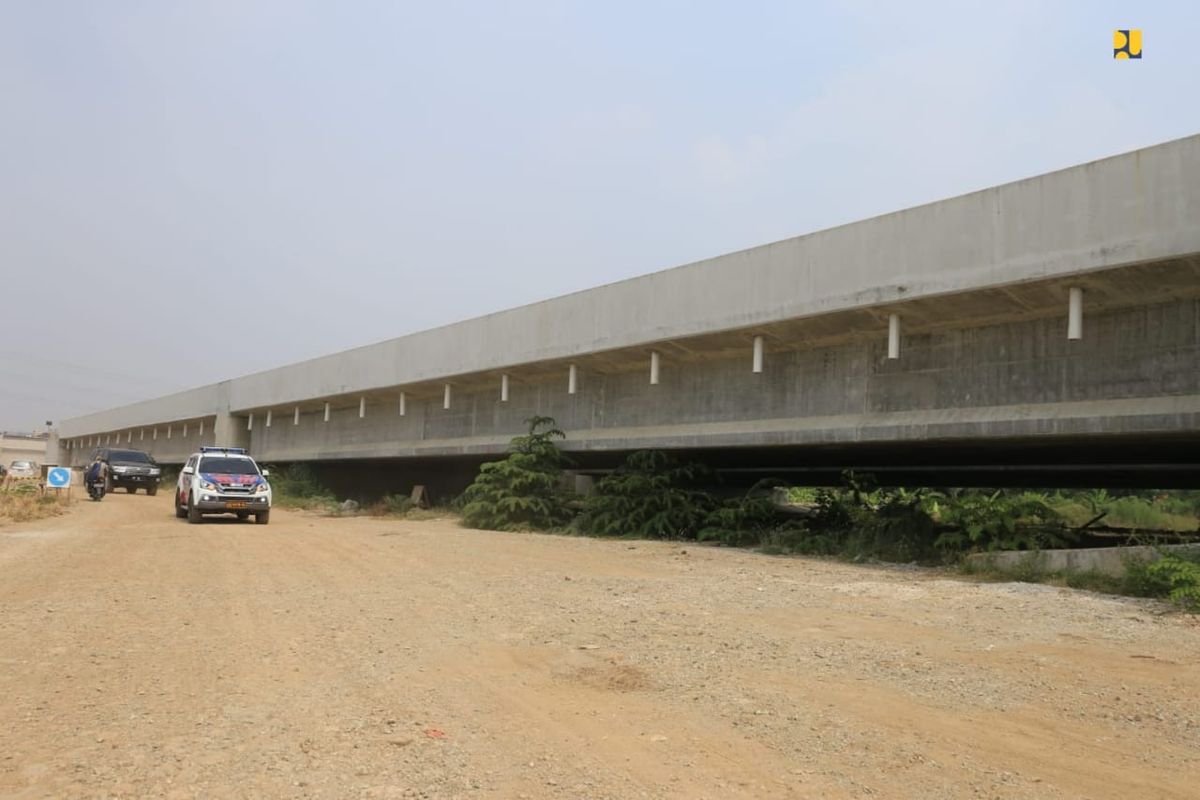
[88,447,162,495]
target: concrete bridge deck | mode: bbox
[55,134,1200,485]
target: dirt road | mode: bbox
[1,495,1198,799]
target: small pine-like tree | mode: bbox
[460,416,573,531]
[573,450,716,540]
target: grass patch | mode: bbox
[261,463,451,520]
[364,494,448,518]
[1050,490,1200,533]
[276,495,340,513]
[0,486,68,524]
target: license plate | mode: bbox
[226,501,248,509]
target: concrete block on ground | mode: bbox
[967,543,1200,577]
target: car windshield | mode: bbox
[108,450,153,463]
[199,457,259,475]
[12,461,33,468]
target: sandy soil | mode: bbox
[1,494,1198,799]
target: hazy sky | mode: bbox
[2,1,1198,431]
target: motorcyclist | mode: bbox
[85,457,108,497]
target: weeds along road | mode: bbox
[1,495,1198,800]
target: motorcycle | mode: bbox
[87,478,105,501]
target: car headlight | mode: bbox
[149,468,161,476]
[255,483,269,493]
[112,466,129,473]
[200,480,218,491]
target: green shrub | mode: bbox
[844,486,941,563]
[772,478,1080,564]
[1124,551,1200,611]
[460,416,573,531]
[762,525,840,556]
[785,486,820,505]
[699,480,806,547]
[573,450,716,540]
[794,475,940,563]
[929,489,1072,553]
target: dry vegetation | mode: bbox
[0,483,68,524]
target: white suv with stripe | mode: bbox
[175,447,272,525]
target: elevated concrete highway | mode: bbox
[56,135,1200,487]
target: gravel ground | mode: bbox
[1,494,1197,799]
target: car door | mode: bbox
[179,456,197,503]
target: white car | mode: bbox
[175,447,272,525]
[8,460,37,478]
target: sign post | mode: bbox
[46,467,71,504]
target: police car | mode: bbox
[175,446,272,525]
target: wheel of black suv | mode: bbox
[236,511,249,521]
[187,493,203,524]
[104,474,113,494]
[255,510,270,525]
[147,485,158,496]
[126,486,136,494]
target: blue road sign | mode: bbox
[47,467,71,488]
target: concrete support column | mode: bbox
[247,414,253,432]
[650,351,660,385]
[398,393,406,417]
[887,314,901,360]
[566,472,595,496]
[294,406,300,425]
[166,425,172,440]
[500,374,509,402]
[443,384,452,410]
[568,364,578,395]
[199,420,205,437]
[182,424,188,438]
[45,431,61,466]
[359,397,366,419]
[1068,287,1083,340]
[265,410,272,428]
[323,402,330,422]
[212,414,249,449]
[752,335,764,373]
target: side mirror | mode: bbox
[261,469,270,478]
[182,466,194,474]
